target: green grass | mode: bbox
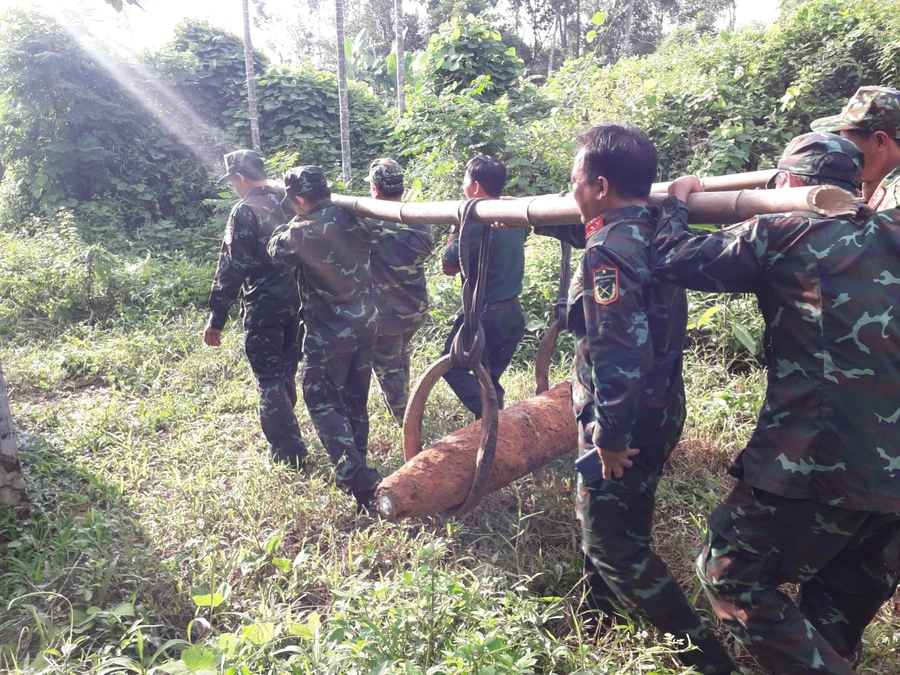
[1,309,898,674]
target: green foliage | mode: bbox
[151,20,267,129]
[423,15,524,102]
[531,0,900,186]
[0,11,216,238]
[0,224,211,342]
[229,65,390,175]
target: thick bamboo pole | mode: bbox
[334,184,858,228]
[376,382,576,521]
[651,169,777,193]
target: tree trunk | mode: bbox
[623,0,634,56]
[394,0,405,115]
[547,14,557,75]
[0,362,28,512]
[574,0,580,58]
[560,0,569,57]
[335,0,352,183]
[242,0,261,152]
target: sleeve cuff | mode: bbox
[660,195,689,218]
[207,311,228,331]
[443,241,460,269]
[592,426,632,453]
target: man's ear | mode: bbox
[874,130,892,151]
[595,175,609,202]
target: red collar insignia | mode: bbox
[585,214,605,239]
[869,186,887,210]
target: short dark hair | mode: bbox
[465,155,506,198]
[576,124,658,199]
[304,186,331,203]
[848,129,900,149]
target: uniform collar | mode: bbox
[585,204,656,242]
[868,164,900,210]
[246,185,277,198]
[308,198,334,215]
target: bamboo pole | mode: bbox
[333,184,859,228]
[651,169,778,193]
[377,382,576,521]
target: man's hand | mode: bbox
[204,328,223,347]
[492,195,519,230]
[598,446,640,480]
[667,175,705,203]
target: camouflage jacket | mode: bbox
[207,185,299,330]
[571,205,688,455]
[869,164,900,212]
[268,200,376,355]
[367,219,433,335]
[653,196,900,512]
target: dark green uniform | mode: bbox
[653,178,900,674]
[268,198,381,502]
[568,207,735,675]
[207,185,306,466]
[441,225,527,418]
[367,218,433,421]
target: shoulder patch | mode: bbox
[592,265,619,305]
[224,220,234,247]
[869,186,887,210]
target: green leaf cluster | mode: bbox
[422,14,524,103]
[0,11,217,238]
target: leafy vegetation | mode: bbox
[2,0,900,672]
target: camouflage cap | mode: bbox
[218,149,266,183]
[365,158,404,194]
[766,132,864,191]
[811,86,900,139]
[282,166,329,204]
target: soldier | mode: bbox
[204,149,307,469]
[441,156,527,419]
[364,159,433,423]
[267,166,382,512]
[566,124,736,675]
[654,133,900,674]
[812,86,900,210]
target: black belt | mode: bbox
[484,298,520,312]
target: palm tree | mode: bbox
[0,362,28,512]
[242,0,262,152]
[394,0,405,115]
[335,0,352,183]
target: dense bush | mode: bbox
[0,221,212,341]
[0,11,218,238]
[529,0,900,185]
[422,15,524,103]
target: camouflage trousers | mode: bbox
[577,441,736,675]
[698,480,900,675]
[442,304,526,419]
[372,324,422,423]
[244,321,307,466]
[302,344,382,500]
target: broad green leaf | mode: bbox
[112,602,135,617]
[591,11,607,26]
[732,323,759,355]
[241,622,275,645]
[181,646,218,672]
[191,593,224,608]
[688,305,722,330]
[586,29,597,42]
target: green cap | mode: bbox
[365,158,404,194]
[282,165,329,205]
[811,86,900,139]
[766,132,863,191]
[218,149,266,183]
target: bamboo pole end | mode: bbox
[808,185,863,218]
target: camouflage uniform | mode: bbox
[570,207,736,675]
[365,159,433,421]
[207,150,306,467]
[652,133,900,674]
[267,166,381,503]
[812,86,900,211]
